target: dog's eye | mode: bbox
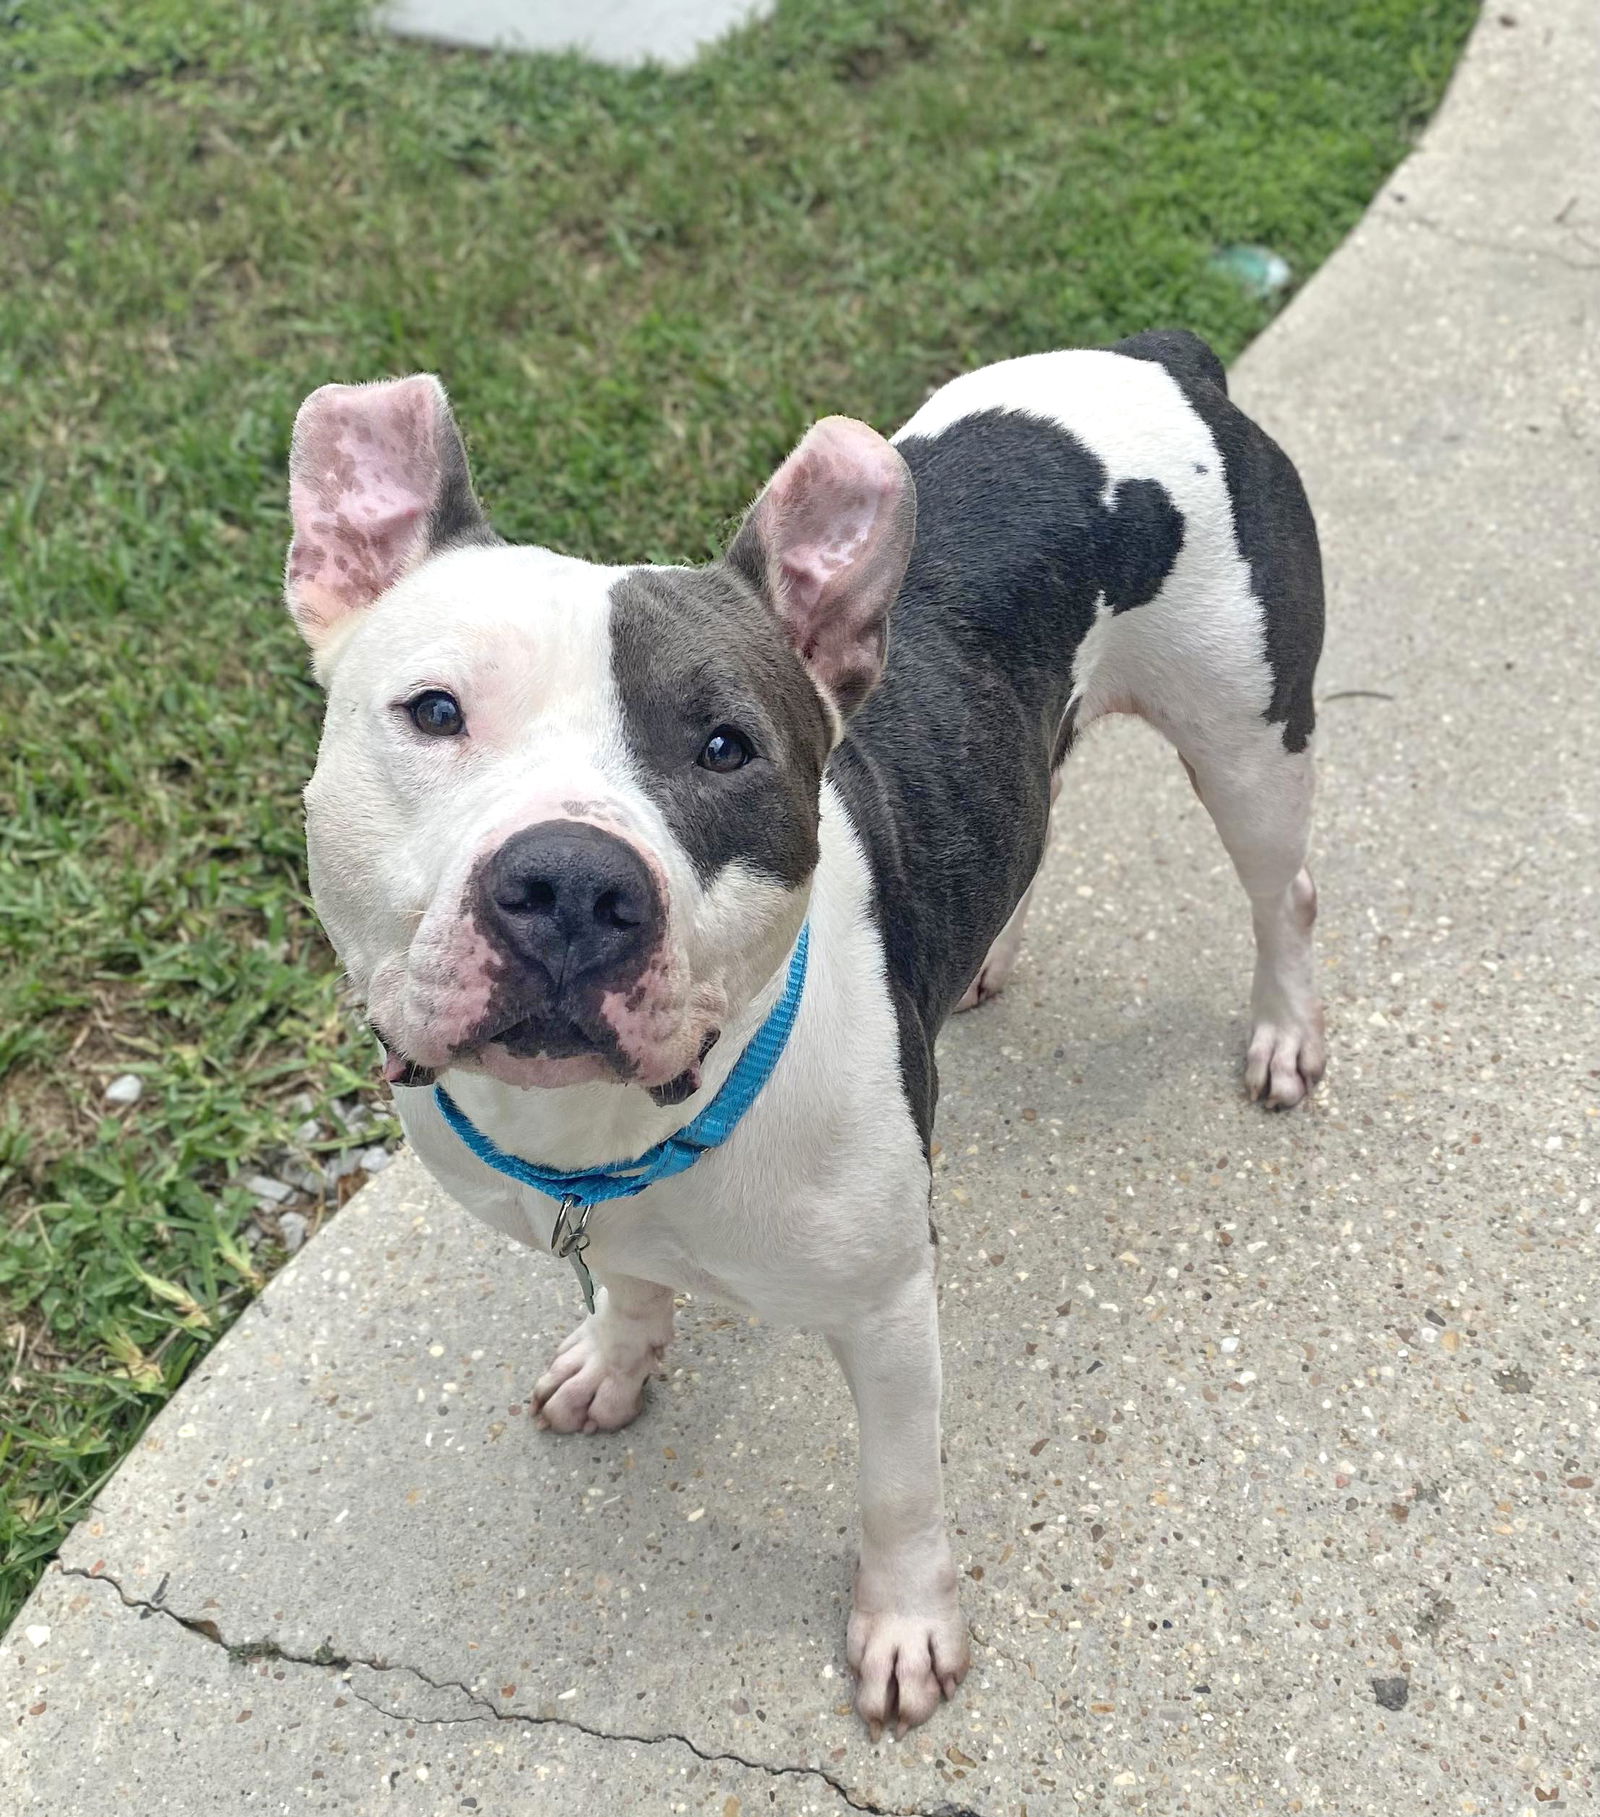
[408,690,465,738]
[698,726,752,773]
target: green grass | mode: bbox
[0,0,1475,1629]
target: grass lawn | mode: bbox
[0,0,1476,1630]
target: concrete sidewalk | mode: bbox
[6,2,1598,1810]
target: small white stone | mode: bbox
[294,1118,323,1144]
[245,1174,293,1205]
[104,1074,143,1106]
[24,1624,50,1648]
[360,1146,394,1174]
[278,1211,310,1253]
[1220,1335,1240,1354]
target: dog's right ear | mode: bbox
[284,375,489,652]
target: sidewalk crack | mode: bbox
[1380,204,1600,271]
[58,1565,957,1817]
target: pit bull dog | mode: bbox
[284,329,1325,1737]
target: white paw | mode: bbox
[1245,1006,1326,1109]
[847,1569,969,1737]
[531,1315,665,1434]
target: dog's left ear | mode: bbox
[728,416,916,718]
[285,374,490,652]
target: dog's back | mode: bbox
[830,331,1325,1136]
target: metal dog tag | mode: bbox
[550,1194,597,1315]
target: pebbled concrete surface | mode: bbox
[5,2,1598,1811]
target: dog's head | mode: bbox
[286,375,914,1102]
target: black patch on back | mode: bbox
[1113,329,1323,751]
[829,407,1187,1146]
[609,566,832,888]
[1098,479,1186,612]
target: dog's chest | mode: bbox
[401,1094,923,1324]
[398,804,935,1325]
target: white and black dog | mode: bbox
[285,330,1324,1738]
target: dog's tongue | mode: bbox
[381,1049,437,1088]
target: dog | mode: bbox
[284,329,1325,1738]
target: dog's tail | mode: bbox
[1111,328,1229,398]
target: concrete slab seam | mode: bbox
[56,1566,957,1817]
[1379,207,1600,270]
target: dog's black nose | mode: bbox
[482,821,660,992]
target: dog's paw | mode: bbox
[531,1315,664,1435]
[1245,1007,1326,1109]
[847,1578,969,1738]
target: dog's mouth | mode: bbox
[645,1027,722,1109]
[373,1011,721,1101]
[479,1006,721,1096]
[373,1027,438,1089]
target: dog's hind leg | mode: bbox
[1176,730,1324,1107]
[954,769,1063,1011]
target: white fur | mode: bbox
[300,345,1325,1739]
[394,783,966,1732]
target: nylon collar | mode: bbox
[432,923,810,1306]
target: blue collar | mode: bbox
[433,924,810,1310]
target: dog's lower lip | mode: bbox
[379,1049,437,1088]
[647,1064,701,1109]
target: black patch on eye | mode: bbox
[608,566,831,889]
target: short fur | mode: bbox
[287,331,1326,1739]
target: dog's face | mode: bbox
[286,377,914,1101]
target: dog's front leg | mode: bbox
[828,1265,969,1736]
[532,1272,674,1435]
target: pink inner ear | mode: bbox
[286,377,445,641]
[776,495,881,617]
[748,416,914,711]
